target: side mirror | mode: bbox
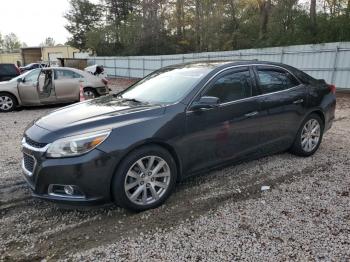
[17,78,24,83]
[190,96,220,111]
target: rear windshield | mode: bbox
[0,64,18,76]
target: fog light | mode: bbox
[64,185,75,195]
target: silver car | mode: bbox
[0,67,109,112]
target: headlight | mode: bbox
[46,130,111,158]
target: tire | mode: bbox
[0,93,17,112]
[111,145,177,212]
[290,113,324,157]
[83,87,98,99]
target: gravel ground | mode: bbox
[0,84,349,261]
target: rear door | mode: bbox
[53,69,81,101]
[184,67,262,173]
[253,65,308,152]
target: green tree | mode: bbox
[3,33,21,51]
[64,0,102,51]
[0,33,4,49]
[63,0,350,56]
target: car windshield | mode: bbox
[10,69,39,82]
[119,67,211,104]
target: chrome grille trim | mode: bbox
[22,137,50,153]
[25,136,47,148]
[22,153,36,177]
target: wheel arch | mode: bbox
[306,109,325,126]
[83,86,94,91]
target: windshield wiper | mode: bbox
[123,98,143,103]
[113,94,144,104]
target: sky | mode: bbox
[0,0,72,46]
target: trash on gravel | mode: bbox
[261,186,271,191]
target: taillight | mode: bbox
[102,78,108,85]
[328,84,336,94]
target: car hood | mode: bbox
[35,95,165,135]
[0,80,15,88]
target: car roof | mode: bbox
[166,60,295,71]
[42,67,86,73]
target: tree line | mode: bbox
[0,33,23,51]
[64,0,350,56]
[0,33,58,52]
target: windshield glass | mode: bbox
[119,67,211,104]
[10,69,40,82]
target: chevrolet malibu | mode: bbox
[21,61,336,211]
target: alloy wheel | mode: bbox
[0,96,14,111]
[124,155,171,206]
[301,119,321,152]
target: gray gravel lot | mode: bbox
[0,87,349,261]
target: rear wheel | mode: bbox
[290,113,324,157]
[111,145,177,212]
[83,88,98,99]
[0,93,17,112]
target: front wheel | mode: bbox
[0,93,17,112]
[111,145,177,212]
[290,113,324,157]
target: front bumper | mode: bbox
[21,137,117,206]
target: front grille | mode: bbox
[23,153,35,173]
[25,136,47,148]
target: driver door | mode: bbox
[37,69,57,104]
[184,67,262,174]
[17,69,41,105]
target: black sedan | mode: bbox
[21,61,336,211]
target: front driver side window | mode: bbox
[205,70,253,104]
[24,69,40,82]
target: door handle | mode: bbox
[245,111,258,117]
[293,99,304,104]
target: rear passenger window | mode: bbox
[257,67,300,94]
[205,70,253,103]
[55,70,81,80]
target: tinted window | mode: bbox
[55,70,80,80]
[257,67,300,94]
[291,69,317,84]
[0,64,17,76]
[205,70,253,103]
